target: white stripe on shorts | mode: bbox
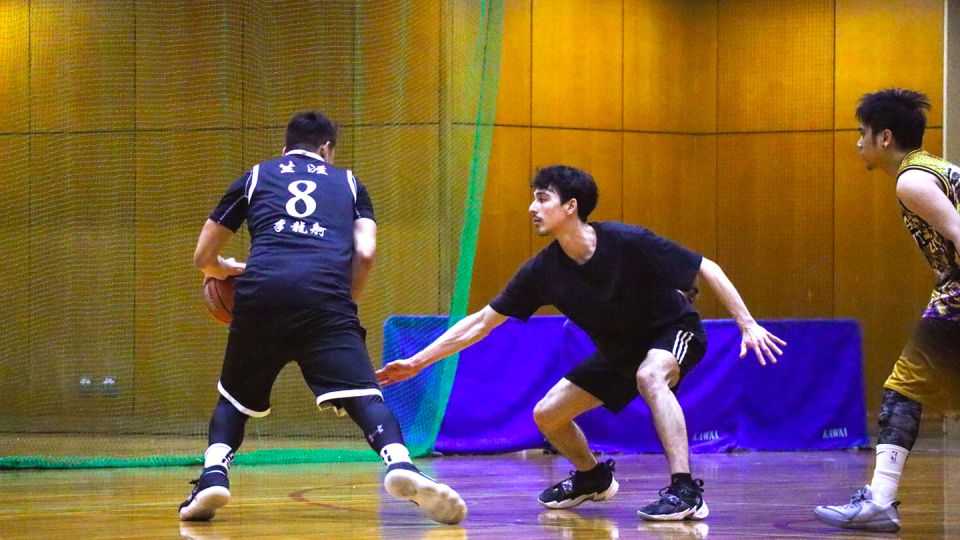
[316,388,383,417]
[672,331,693,364]
[218,381,271,418]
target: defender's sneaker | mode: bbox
[637,479,709,521]
[814,485,901,532]
[179,466,231,521]
[537,459,619,509]
[384,464,467,525]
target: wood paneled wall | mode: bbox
[0,0,468,434]
[470,0,945,412]
[0,1,947,431]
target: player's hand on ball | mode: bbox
[739,322,786,366]
[376,359,421,387]
[207,256,246,280]
[222,257,246,274]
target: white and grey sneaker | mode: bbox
[384,464,467,525]
[814,485,901,532]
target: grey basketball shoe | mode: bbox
[814,485,901,532]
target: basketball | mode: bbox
[202,276,236,324]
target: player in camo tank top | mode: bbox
[896,149,960,320]
[816,89,960,533]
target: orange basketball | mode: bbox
[202,276,236,324]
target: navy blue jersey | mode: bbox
[490,221,702,362]
[209,149,374,316]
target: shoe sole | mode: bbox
[539,478,620,509]
[384,469,467,525]
[813,509,901,533]
[637,499,708,522]
[179,487,230,522]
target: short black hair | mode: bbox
[285,111,338,151]
[530,165,598,221]
[856,89,930,150]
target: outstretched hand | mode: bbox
[739,322,786,366]
[376,359,422,387]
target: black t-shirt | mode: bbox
[209,149,374,316]
[490,221,703,361]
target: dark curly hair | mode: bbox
[530,165,598,221]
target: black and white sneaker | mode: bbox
[384,463,467,525]
[179,466,231,521]
[637,479,709,521]
[538,459,619,509]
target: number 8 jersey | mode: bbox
[209,149,375,317]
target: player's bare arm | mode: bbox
[194,219,246,280]
[697,257,786,366]
[896,169,960,251]
[376,305,507,386]
[351,217,377,299]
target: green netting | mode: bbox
[0,449,381,470]
[389,1,504,459]
[0,1,502,469]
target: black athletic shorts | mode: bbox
[217,309,381,417]
[564,323,707,413]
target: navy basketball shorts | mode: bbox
[565,325,707,413]
[217,310,381,417]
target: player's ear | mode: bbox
[880,129,894,149]
[319,141,334,161]
[565,199,577,215]
[281,146,287,154]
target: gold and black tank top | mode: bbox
[897,150,960,320]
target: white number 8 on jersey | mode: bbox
[286,180,318,218]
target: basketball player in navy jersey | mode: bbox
[179,111,466,525]
[377,165,785,521]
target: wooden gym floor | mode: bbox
[1,448,958,539]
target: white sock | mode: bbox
[871,444,908,505]
[380,443,412,467]
[204,443,234,470]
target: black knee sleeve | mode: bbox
[208,396,250,450]
[340,395,405,453]
[877,389,922,450]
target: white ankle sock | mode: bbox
[380,443,412,467]
[204,443,234,470]
[871,444,908,505]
